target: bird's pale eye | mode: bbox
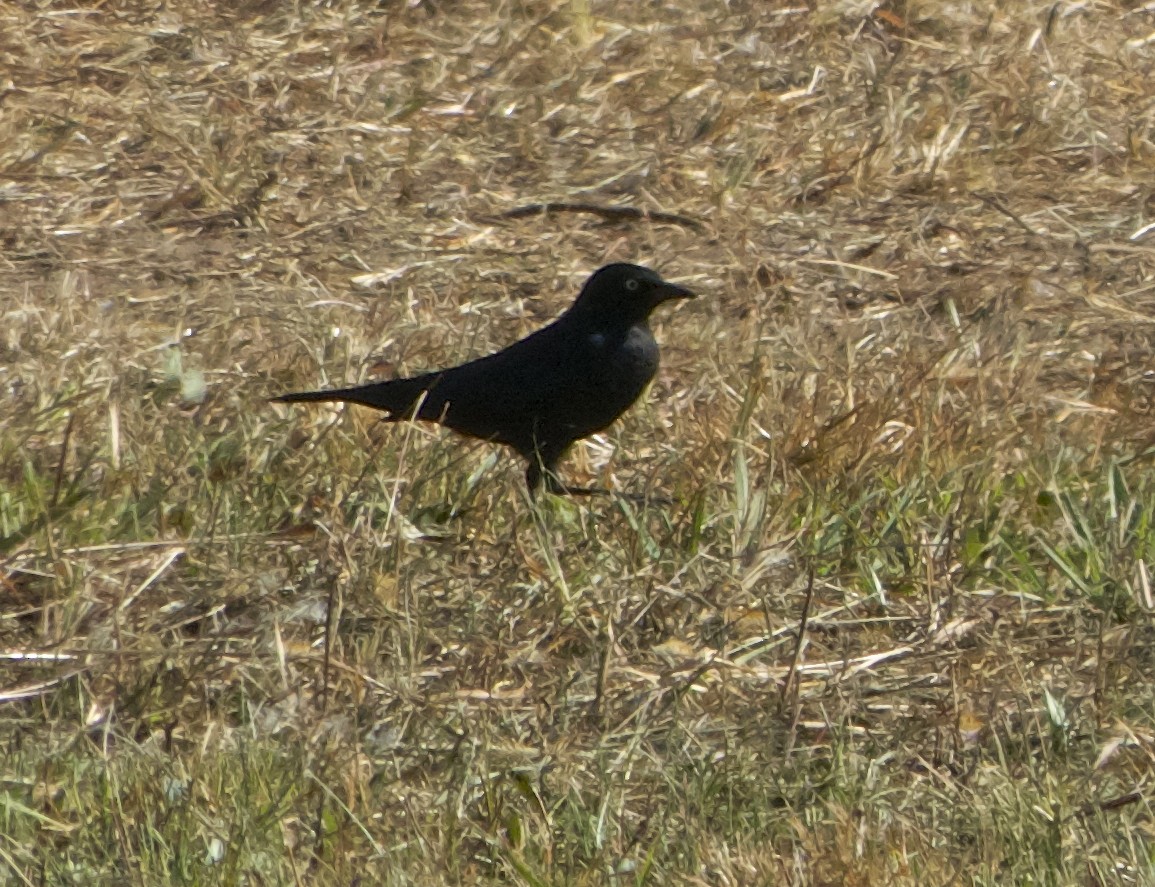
[624,278,640,292]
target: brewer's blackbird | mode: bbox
[273,263,694,494]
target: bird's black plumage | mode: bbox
[273,263,694,493]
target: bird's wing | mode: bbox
[421,319,594,445]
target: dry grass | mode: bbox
[3,0,1155,884]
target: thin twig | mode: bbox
[497,202,705,231]
[782,562,815,755]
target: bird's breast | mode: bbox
[475,319,663,449]
[604,324,660,387]
[562,322,660,434]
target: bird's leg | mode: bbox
[527,460,667,504]
[526,443,572,497]
[526,462,606,497]
[553,481,671,505]
[524,450,601,496]
[524,461,547,496]
[555,483,612,497]
[525,445,669,503]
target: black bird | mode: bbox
[273,263,694,494]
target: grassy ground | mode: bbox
[3,1,1155,883]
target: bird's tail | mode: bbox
[272,377,438,420]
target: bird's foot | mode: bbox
[552,484,609,497]
[549,484,672,506]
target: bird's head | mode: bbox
[570,263,695,324]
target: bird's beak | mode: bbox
[655,281,696,302]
